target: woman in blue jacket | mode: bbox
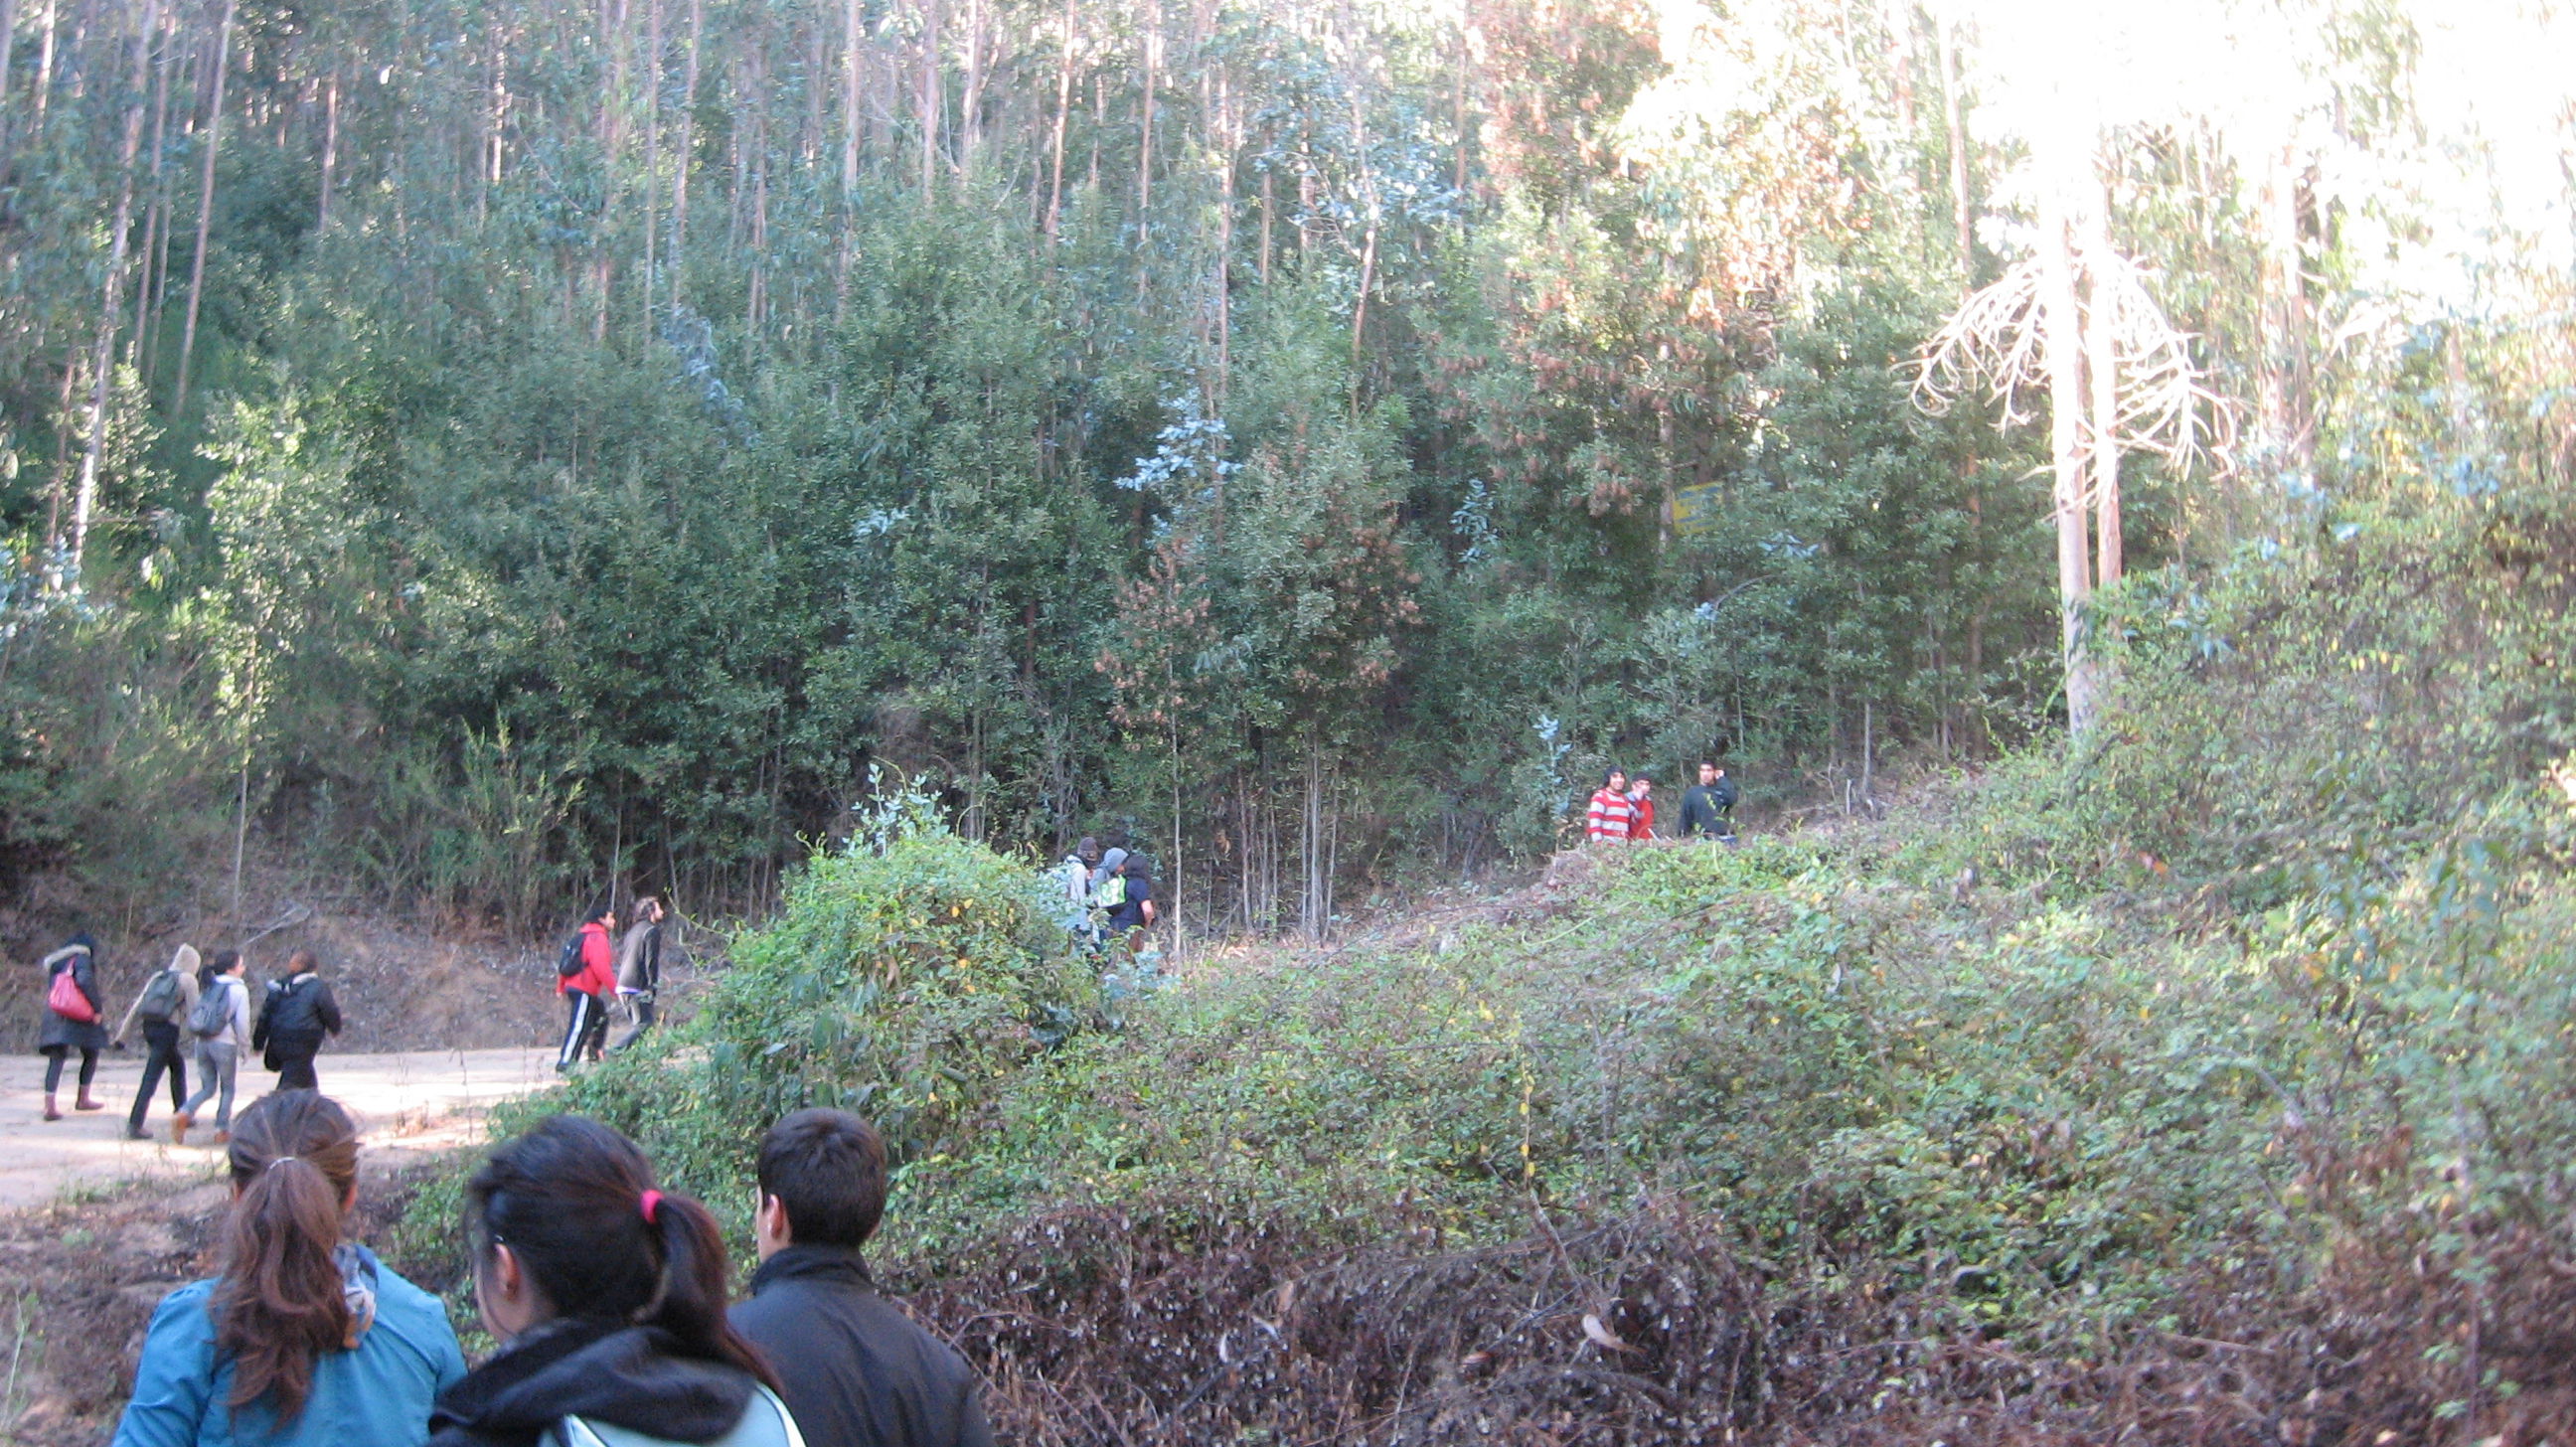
[111,1091,466,1447]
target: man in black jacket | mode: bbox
[251,949,343,1090]
[730,1109,995,1447]
[1679,761,1741,842]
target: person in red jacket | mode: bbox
[1627,775,1657,841]
[556,904,618,1073]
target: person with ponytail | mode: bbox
[426,1115,801,1447]
[112,1091,467,1447]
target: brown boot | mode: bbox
[74,1090,104,1111]
[41,1093,60,1122]
[171,1111,193,1145]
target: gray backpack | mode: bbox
[187,978,234,1039]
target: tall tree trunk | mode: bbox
[642,0,661,328]
[2257,142,2315,481]
[2037,166,2097,735]
[1300,738,1325,942]
[1134,0,1157,235]
[843,0,863,192]
[2083,185,2122,588]
[917,0,941,197]
[316,69,338,233]
[132,3,174,385]
[71,0,161,577]
[1045,0,1071,242]
[1938,14,1973,290]
[33,0,59,127]
[671,0,703,304]
[0,0,20,165]
[172,0,234,417]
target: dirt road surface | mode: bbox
[0,1046,560,1209]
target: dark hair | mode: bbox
[202,948,242,989]
[755,1109,888,1250]
[466,1115,775,1387]
[582,899,614,924]
[213,1092,361,1421]
[284,948,319,975]
[1602,767,1625,786]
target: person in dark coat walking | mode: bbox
[610,896,666,1053]
[252,950,343,1092]
[730,1109,995,1447]
[36,933,110,1120]
[112,944,201,1141]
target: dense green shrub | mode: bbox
[453,820,1097,1251]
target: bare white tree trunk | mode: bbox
[71,0,163,578]
[172,0,236,417]
[2037,165,2097,735]
[2082,185,2122,588]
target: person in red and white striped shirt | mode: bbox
[1585,769,1636,843]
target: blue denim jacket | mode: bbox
[111,1245,466,1447]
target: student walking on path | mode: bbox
[610,897,666,1053]
[175,950,253,1145]
[110,1091,468,1447]
[114,945,202,1142]
[426,1115,799,1447]
[253,951,343,1093]
[36,933,108,1120]
[556,906,617,1073]
[1585,770,1636,844]
[733,1109,996,1447]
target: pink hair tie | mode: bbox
[639,1190,664,1225]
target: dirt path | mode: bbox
[0,1045,561,1209]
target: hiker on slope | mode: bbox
[35,932,108,1120]
[1679,761,1739,843]
[175,949,252,1146]
[253,950,343,1092]
[1585,769,1636,844]
[113,943,202,1142]
[556,904,617,1073]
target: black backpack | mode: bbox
[555,931,587,979]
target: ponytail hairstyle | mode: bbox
[211,1091,361,1420]
[465,1115,775,1388]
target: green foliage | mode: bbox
[476,819,1098,1250]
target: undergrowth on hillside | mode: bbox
[392,507,2576,1441]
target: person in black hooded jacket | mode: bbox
[731,1109,994,1447]
[427,1115,799,1447]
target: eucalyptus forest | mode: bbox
[8,0,2497,927]
[5,0,2576,1439]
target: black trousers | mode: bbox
[268,1031,323,1092]
[42,1046,98,1093]
[127,1021,189,1133]
[558,991,608,1068]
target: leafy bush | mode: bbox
[451,820,1097,1250]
